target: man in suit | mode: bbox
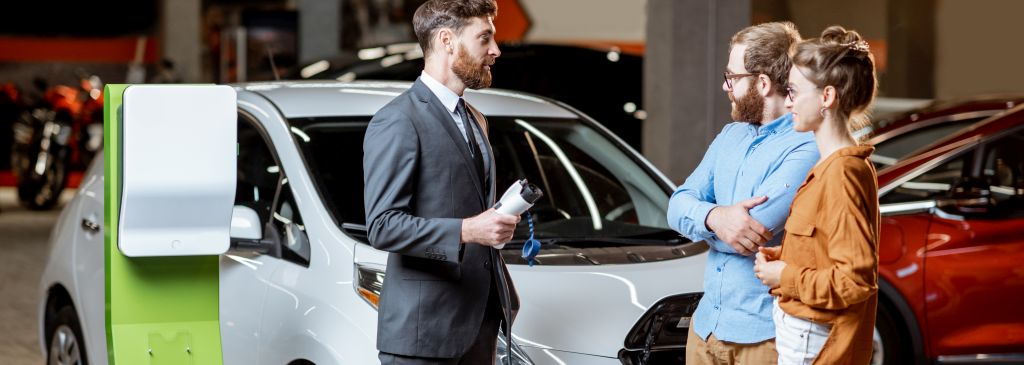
[362,1,520,364]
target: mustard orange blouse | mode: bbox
[774,145,880,365]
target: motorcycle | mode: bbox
[10,74,103,210]
[73,75,104,171]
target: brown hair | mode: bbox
[413,0,497,56]
[730,21,802,96]
[791,25,878,131]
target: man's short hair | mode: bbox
[730,21,802,96]
[413,0,498,55]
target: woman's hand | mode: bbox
[754,247,786,289]
[758,246,781,260]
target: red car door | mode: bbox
[924,128,1024,357]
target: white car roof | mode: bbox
[234,80,577,119]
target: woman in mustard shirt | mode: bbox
[753,25,880,365]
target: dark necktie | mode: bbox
[456,98,486,188]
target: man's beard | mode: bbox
[452,44,493,90]
[731,82,766,123]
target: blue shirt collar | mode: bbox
[747,113,794,136]
[420,71,461,114]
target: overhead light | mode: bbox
[404,47,424,60]
[623,102,637,113]
[385,43,419,55]
[300,60,330,79]
[336,72,357,82]
[380,54,404,68]
[358,47,386,60]
[607,50,620,62]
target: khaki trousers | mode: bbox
[686,326,778,365]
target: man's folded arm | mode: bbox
[746,144,819,245]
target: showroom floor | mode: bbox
[0,187,76,364]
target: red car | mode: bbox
[866,95,1024,169]
[874,103,1024,364]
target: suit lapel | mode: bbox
[410,79,487,206]
[467,103,496,204]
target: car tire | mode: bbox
[873,300,912,365]
[47,306,88,365]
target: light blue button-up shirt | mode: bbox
[668,113,818,343]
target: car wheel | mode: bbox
[873,300,912,365]
[48,306,87,365]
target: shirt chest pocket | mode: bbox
[784,216,815,237]
[783,214,818,263]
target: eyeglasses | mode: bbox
[723,72,757,90]
[785,85,822,103]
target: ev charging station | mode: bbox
[103,84,237,364]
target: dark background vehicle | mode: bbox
[297,42,647,150]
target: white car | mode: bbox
[38,81,708,365]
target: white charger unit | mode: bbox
[118,85,237,257]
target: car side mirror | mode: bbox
[936,177,994,216]
[230,205,262,240]
[230,205,274,253]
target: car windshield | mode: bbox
[288,116,686,252]
[870,118,984,168]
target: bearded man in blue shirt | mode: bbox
[667,22,819,364]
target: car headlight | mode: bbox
[358,264,534,365]
[618,292,702,365]
[355,263,385,308]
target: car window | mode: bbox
[288,121,368,227]
[273,179,311,266]
[289,116,680,250]
[880,127,1024,216]
[235,113,311,266]
[489,118,664,232]
[880,152,970,205]
[872,118,981,168]
[235,114,282,226]
[981,129,1024,217]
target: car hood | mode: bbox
[505,253,706,358]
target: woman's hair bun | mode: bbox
[821,25,869,53]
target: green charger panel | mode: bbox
[103,84,224,365]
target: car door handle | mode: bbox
[81,219,100,233]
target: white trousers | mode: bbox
[773,299,832,365]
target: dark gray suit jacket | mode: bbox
[363,78,520,358]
